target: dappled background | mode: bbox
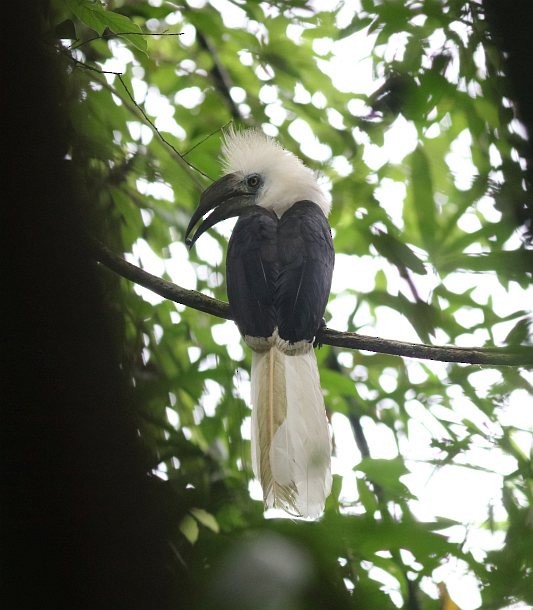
[16,1,533,608]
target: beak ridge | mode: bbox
[185,173,255,247]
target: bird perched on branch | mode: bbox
[185,129,334,518]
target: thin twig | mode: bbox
[91,239,533,367]
[116,74,213,181]
[64,52,211,186]
[182,120,233,157]
[400,267,422,304]
[67,54,122,75]
[68,31,184,52]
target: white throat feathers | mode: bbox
[221,128,331,218]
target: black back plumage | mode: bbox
[226,200,334,343]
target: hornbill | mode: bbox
[185,130,334,518]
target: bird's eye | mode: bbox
[246,174,261,189]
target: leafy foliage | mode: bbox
[49,0,532,608]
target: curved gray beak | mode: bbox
[185,173,255,247]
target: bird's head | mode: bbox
[185,129,330,247]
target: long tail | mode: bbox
[250,346,331,518]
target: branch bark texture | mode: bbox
[92,240,533,368]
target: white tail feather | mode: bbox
[251,346,331,518]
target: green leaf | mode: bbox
[69,1,109,35]
[408,146,437,253]
[356,458,413,498]
[190,507,220,533]
[55,18,77,40]
[505,317,532,346]
[373,231,427,275]
[179,514,199,544]
[69,0,147,53]
[357,477,379,513]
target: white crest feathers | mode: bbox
[221,128,331,217]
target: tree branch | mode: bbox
[92,239,230,319]
[91,239,533,367]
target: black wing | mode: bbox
[276,201,334,343]
[226,207,278,339]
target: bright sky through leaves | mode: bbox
[60,0,533,608]
[116,10,532,606]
